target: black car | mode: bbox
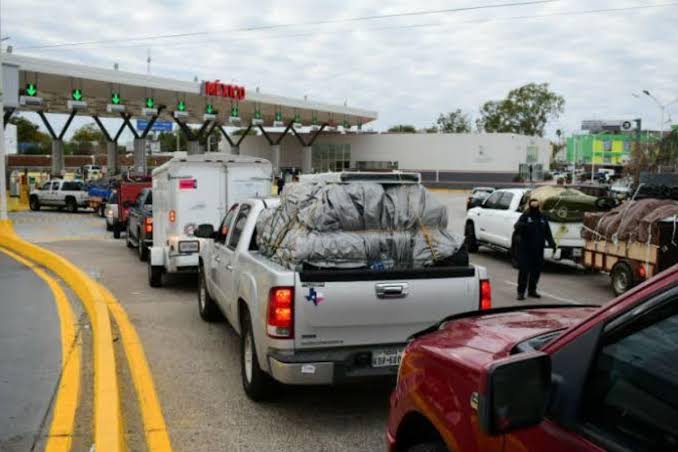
[466,187,495,210]
[126,188,153,261]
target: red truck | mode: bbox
[387,264,678,452]
[112,179,151,239]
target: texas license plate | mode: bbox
[371,348,403,368]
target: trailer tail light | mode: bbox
[267,287,294,338]
[480,279,492,310]
[144,217,153,234]
[169,210,176,223]
[638,265,647,279]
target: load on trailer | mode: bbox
[582,198,678,295]
[148,153,272,287]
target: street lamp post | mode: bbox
[642,90,678,136]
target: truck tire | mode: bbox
[197,266,221,321]
[241,309,276,401]
[148,261,163,288]
[407,443,447,452]
[29,196,40,211]
[65,197,78,213]
[611,262,634,296]
[126,225,135,248]
[138,231,148,261]
[113,223,121,239]
[465,221,479,253]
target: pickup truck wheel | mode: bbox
[65,197,78,213]
[464,221,479,253]
[113,223,121,239]
[126,225,135,248]
[197,267,221,321]
[611,262,634,296]
[138,232,148,261]
[241,311,276,401]
[29,196,40,211]
[407,442,447,452]
[148,262,163,288]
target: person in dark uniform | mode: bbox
[276,176,285,195]
[514,198,557,300]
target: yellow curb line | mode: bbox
[100,285,173,451]
[0,247,81,452]
[0,221,124,452]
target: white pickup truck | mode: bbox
[29,179,90,212]
[195,198,491,401]
[464,188,584,265]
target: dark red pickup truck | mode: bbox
[387,265,678,452]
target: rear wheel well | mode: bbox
[395,412,446,452]
[238,298,249,331]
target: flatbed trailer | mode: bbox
[583,218,678,295]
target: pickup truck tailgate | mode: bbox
[294,267,479,349]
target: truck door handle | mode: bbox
[375,283,408,299]
[215,256,221,263]
[225,264,233,271]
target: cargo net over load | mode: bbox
[256,182,467,270]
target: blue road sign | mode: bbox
[136,119,173,132]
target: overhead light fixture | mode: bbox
[67,100,88,110]
[106,104,126,113]
[142,107,158,117]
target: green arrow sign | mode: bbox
[231,105,239,117]
[206,104,214,114]
[111,92,121,105]
[177,100,186,112]
[145,97,154,108]
[72,89,83,101]
[311,114,318,125]
[26,83,37,96]
[294,112,301,123]
[275,111,283,122]
[254,110,262,120]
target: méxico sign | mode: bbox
[202,81,246,101]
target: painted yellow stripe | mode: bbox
[0,222,124,452]
[100,285,173,451]
[0,247,81,452]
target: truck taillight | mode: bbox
[145,217,153,233]
[480,279,492,310]
[267,287,294,338]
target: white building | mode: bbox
[224,132,550,186]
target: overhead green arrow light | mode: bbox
[294,112,301,123]
[311,114,318,125]
[145,97,155,108]
[206,104,214,114]
[275,111,283,122]
[111,92,121,105]
[26,83,38,96]
[231,105,239,117]
[72,89,83,101]
[177,100,186,111]
[254,110,262,120]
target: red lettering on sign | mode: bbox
[202,81,246,101]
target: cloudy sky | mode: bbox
[3,0,678,140]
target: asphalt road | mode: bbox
[0,252,61,451]
[9,192,616,451]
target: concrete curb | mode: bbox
[0,221,124,452]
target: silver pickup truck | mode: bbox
[195,198,491,401]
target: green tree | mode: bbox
[476,83,565,137]
[71,123,106,154]
[11,116,51,154]
[157,131,187,152]
[435,109,472,133]
[387,124,417,133]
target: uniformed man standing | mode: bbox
[514,198,557,300]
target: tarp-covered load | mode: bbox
[582,198,678,244]
[527,186,616,223]
[257,182,465,270]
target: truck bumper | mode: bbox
[267,345,402,385]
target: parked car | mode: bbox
[104,192,118,231]
[195,196,491,402]
[465,188,584,265]
[387,264,678,452]
[126,188,153,261]
[466,187,495,210]
[147,154,272,287]
[112,180,151,239]
[29,179,89,212]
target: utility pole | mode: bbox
[0,2,8,223]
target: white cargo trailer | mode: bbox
[148,153,272,287]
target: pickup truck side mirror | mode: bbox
[478,351,550,435]
[194,224,215,239]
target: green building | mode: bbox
[566,132,659,165]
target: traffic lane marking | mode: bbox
[0,224,125,452]
[503,280,581,304]
[0,247,81,452]
[100,285,173,452]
